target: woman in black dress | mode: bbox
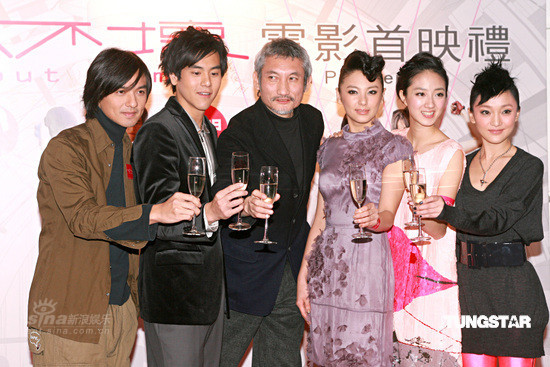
[416,62,548,366]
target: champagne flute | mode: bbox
[229,152,251,231]
[184,157,206,237]
[402,154,419,228]
[410,168,430,243]
[254,166,278,253]
[349,164,371,239]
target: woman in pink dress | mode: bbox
[390,52,465,366]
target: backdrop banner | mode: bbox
[0,0,547,365]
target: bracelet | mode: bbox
[371,218,381,230]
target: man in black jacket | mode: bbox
[214,38,325,366]
[133,27,246,366]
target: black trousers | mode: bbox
[219,261,305,367]
[143,288,225,367]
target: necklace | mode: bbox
[479,145,513,186]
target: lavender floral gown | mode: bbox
[307,121,412,366]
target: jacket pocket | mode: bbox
[155,248,204,265]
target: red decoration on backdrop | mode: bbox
[205,106,227,136]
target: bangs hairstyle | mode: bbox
[83,48,151,120]
[396,52,448,96]
[338,50,385,89]
[338,51,385,129]
[469,60,520,109]
[160,26,228,93]
[254,38,312,87]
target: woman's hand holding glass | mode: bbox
[350,164,376,239]
[353,202,380,229]
[402,154,419,228]
[409,168,430,243]
[413,195,445,219]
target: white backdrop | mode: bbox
[0,0,548,365]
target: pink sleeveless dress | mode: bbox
[390,128,465,366]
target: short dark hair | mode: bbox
[83,48,151,120]
[396,52,449,97]
[160,26,228,92]
[254,38,312,87]
[470,60,520,109]
[338,50,385,128]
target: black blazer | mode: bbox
[133,96,223,325]
[213,99,324,316]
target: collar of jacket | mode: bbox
[164,95,219,139]
[86,118,131,154]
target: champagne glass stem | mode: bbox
[236,212,242,226]
[262,217,269,241]
[191,214,197,232]
[417,215,422,238]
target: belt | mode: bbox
[457,240,526,269]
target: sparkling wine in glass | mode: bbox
[350,164,372,239]
[410,168,430,243]
[254,166,278,252]
[184,157,206,237]
[229,152,251,231]
[402,154,419,228]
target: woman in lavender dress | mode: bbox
[296,51,412,366]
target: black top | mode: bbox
[263,104,304,187]
[96,108,155,305]
[438,147,543,244]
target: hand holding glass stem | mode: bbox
[184,157,206,237]
[254,166,278,252]
[402,154,419,228]
[350,164,372,239]
[229,152,251,231]
[410,168,431,243]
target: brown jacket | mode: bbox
[28,118,147,343]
